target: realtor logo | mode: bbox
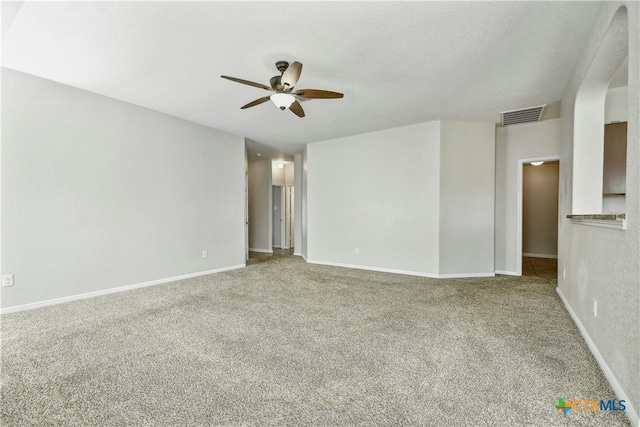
[555,397,626,415]
[555,398,572,415]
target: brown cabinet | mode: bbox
[603,122,627,195]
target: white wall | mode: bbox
[294,154,303,256]
[271,161,294,187]
[522,162,559,257]
[301,147,308,259]
[495,118,562,274]
[559,3,639,424]
[605,86,629,123]
[307,122,441,275]
[285,163,294,186]
[272,161,285,186]
[1,69,245,310]
[439,120,495,276]
[248,159,271,252]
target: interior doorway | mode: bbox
[517,156,560,277]
[286,186,294,249]
[273,184,295,249]
[272,186,284,248]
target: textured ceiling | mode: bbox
[2,1,601,159]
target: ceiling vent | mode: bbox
[500,105,546,126]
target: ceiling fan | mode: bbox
[221,61,343,118]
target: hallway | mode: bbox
[522,256,557,280]
[247,248,295,266]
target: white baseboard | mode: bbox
[293,252,303,257]
[306,259,439,278]
[523,253,558,259]
[438,272,496,278]
[301,254,308,262]
[249,248,273,254]
[495,270,520,276]
[306,260,494,279]
[0,264,246,315]
[556,288,638,427]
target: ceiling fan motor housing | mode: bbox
[275,61,289,73]
[270,75,283,91]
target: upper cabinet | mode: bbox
[603,122,627,195]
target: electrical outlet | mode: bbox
[202,251,208,259]
[562,268,566,279]
[354,248,359,255]
[2,274,14,287]
[593,299,597,317]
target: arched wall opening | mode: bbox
[572,7,628,214]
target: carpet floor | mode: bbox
[0,256,630,426]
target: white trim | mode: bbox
[293,252,303,257]
[570,218,626,230]
[556,288,638,427]
[307,260,494,279]
[495,270,520,276]
[301,254,308,262]
[307,260,439,278]
[248,248,273,254]
[523,253,558,259]
[0,264,245,315]
[438,272,495,278]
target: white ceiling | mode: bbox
[2,1,601,159]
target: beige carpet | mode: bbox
[0,256,630,426]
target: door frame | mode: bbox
[517,155,560,275]
[272,185,287,249]
[286,185,294,249]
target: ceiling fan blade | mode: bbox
[294,89,344,99]
[241,96,271,109]
[289,100,305,118]
[281,61,302,90]
[221,75,272,91]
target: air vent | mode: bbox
[500,105,546,126]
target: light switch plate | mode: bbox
[2,274,14,287]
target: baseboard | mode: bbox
[438,272,496,278]
[306,260,494,279]
[301,254,308,262]
[495,270,520,276]
[248,248,273,254]
[0,264,246,315]
[556,288,638,427]
[523,253,558,259]
[306,259,439,278]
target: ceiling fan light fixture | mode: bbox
[222,61,342,118]
[270,93,295,110]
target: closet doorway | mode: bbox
[520,159,559,279]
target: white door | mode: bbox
[272,186,282,248]
[280,187,286,248]
[285,186,294,248]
